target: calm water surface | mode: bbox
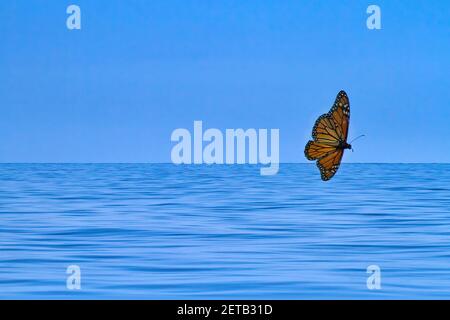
[1,164,450,299]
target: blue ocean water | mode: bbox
[1,163,450,299]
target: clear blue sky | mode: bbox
[1,0,449,163]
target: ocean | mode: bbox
[1,163,450,299]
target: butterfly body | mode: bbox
[338,142,352,150]
[304,90,351,181]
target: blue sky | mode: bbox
[0,0,449,163]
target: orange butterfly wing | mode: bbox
[317,148,344,181]
[304,91,350,181]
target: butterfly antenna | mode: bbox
[349,134,366,144]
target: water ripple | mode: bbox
[1,163,450,298]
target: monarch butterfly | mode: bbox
[304,90,351,181]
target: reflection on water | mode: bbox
[1,164,450,299]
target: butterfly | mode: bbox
[304,90,351,181]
